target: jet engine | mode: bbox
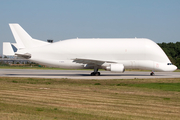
[106,64,125,72]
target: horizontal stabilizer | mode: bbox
[3,42,18,56]
[15,53,31,59]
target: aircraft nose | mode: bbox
[171,65,177,71]
[172,65,177,71]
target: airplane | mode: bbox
[3,24,177,76]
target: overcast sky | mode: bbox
[0,0,180,55]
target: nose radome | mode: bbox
[171,65,177,71]
[172,65,177,71]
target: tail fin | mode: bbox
[9,24,49,49]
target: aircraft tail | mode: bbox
[9,24,49,50]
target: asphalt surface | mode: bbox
[0,69,180,79]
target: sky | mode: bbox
[0,0,180,55]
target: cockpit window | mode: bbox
[167,63,173,65]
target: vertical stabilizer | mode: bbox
[9,24,33,49]
[9,24,49,50]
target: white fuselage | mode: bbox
[24,38,177,72]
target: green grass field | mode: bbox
[0,77,180,120]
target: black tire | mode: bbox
[150,72,155,76]
[91,72,101,76]
[91,72,95,76]
[95,72,99,76]
[98,72,100,76]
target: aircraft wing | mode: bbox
[72,58,116,66]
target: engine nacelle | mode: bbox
[106,64,125,73]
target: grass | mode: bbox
[129,83,180,92]
[174,69,180,72]
[0,77,180,119]
[115,81,180,92]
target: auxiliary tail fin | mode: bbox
[9,24,49,50]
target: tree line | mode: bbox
[158,42,180,69]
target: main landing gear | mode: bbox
[91,72,100,76]
[150,71,155,76]
[91,67,101,76]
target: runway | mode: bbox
[0,69,180,79]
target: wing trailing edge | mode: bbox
[72,58,116,66]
